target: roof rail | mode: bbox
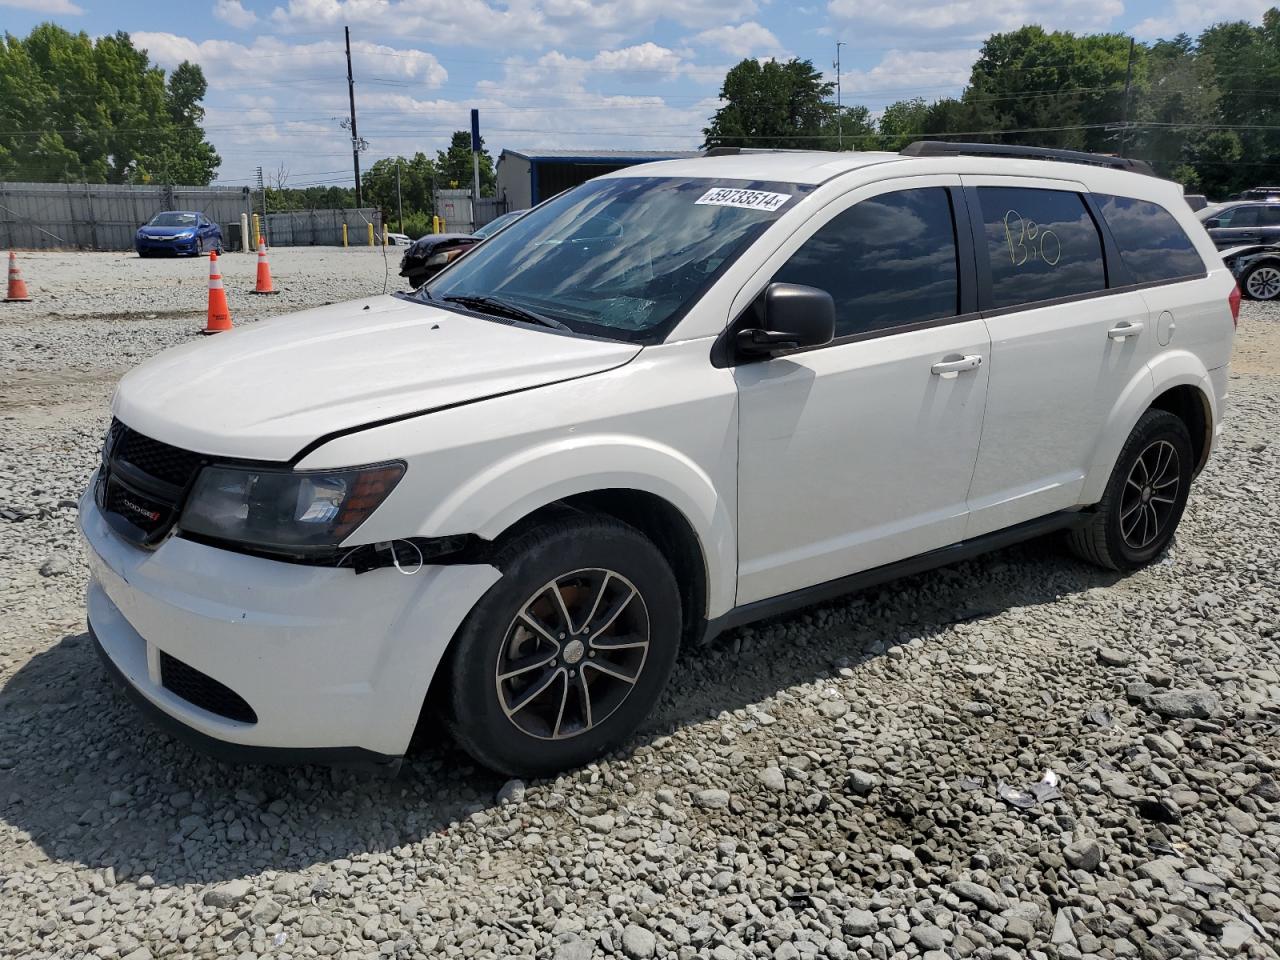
[901,140,1155,175]
[702,146,828,157]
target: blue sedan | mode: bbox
[135,211,223,257]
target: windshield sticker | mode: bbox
[695,188,791,212]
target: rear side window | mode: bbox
[978,187,1106,309]
[1096,195,1205,284]
[772,187,958,338]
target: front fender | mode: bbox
[422,435,736,619]
[1079,351,1213,505]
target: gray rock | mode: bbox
[249,898,281,926]
[843,908,877,937]
[1098,646,1132,666]
[39,554,70,577]
[911,925,946,951]
[584,814,615,832]
[1144,689,1221,719]
[846,770,879,795]
[496,778,526,805]
[622,924,657,959]
[759,767,786,792]
[1063,838,1102,872]
[951,879,1008,913]
[693,789,730,810]
[1224,807,1258,835]
[1052,909,1075,946]
[203,879,253,908]
[554,936,594,960]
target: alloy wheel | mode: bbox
[494,568,650,741]
[1247,265,1280,300]
[1119,439,1181,550]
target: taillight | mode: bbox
[1229,284,1241,328]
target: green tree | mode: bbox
[362,152,439,226]
[435,131,495,196]
[877,98,932,151]
[0,23,219,184]
[703,58,850,150]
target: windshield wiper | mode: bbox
[442,294,571,331]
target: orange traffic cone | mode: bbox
[5,251,32,302]
[250,241,279,295]
[202,251,232,334]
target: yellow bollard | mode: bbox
[367,222,374,247]
[252,213,261,250]
[342,223,348,247]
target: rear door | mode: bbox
[960,178,1154,538]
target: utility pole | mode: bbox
[395,159,403,234]
[470,108,482,218]
[345,25,362,207]
[256,165,267,245]
[835,41,845,150]
[1119,36,1135,157]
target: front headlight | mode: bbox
[179,462,405,555]
[177,230,195,239]
[424,251,450,266]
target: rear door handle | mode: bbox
[930,354,983,377]
[1107,320,1144,341]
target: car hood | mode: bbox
[112,295,641,461]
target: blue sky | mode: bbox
[0,0,1270,188]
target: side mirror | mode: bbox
[737,283,836,357]
[1205,218,1221,229]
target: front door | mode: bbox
[734,181,991,605]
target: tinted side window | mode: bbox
[772,187,958,338]
[978,187,1106,309]
[1096,195,1205,283]
[1228,205,1260,227]
[1262,205,1280,226]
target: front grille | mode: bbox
[108,419,205,488]
[159,652,258,724]
[98,419,205,546]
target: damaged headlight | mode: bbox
[179,462,405,555]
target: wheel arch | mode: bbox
[420,435,736,621]
[1080,353,1216,504]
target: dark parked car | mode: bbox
[1199,200,1280,249]
[398,233,480,288]
[135,211,222,257]
[1222,243,1280,300]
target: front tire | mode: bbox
[443,515,681,776]
[1243,262,1280,300]
[1069,409,1194,571]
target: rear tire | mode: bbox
[1069,409,1193,571]
[443,515,681,777]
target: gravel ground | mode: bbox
[1,252,1278,960]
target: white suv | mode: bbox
[81,142,1237,776]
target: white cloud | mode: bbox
[213,0,258,28]
[133,33,447,87]
[1132,0,1271,38]
[265,0,758,48]
[827,0,1123,39]
[837,48,979,103]
[693,22,785,59]
[0,0,82,11]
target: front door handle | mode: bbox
[1107,320,1144,341]
[930,354,983,378]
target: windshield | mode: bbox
[423,176,809,343]
[149,212,197,227]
